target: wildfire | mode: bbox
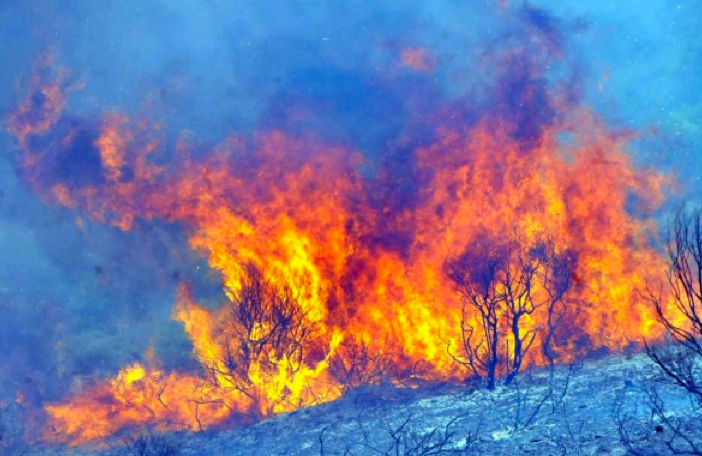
[9,49,669,446]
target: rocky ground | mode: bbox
[27,353,702,456]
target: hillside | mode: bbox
[34,353,702,456]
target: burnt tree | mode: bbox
[445,235,574,389]
[445,246,504,389]
[614,205,702,456]
[534,240,576,377]
[502,240,543,385]
[645,205,702,408]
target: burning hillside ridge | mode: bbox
[7,17,671,448]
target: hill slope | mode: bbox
[36,354,702,456]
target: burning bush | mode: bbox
[194,263,326,418]
[328,338,396,394]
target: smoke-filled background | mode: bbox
[0,0,701,441]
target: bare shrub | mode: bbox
[111,427,185,456]
[328,338,394,394]
[511,361,579,432]
[617,204,702,456]
[644,205,702,407]
[536,240,577,377]
[367,414,475,456]
[444,234,575,389]
[319,411,478,456]
[445,241,504,389]
[614,385,702,456]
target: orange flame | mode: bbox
[9,56,671,446]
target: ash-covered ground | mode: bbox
[29,353,702,456]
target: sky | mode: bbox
[0,0,700,425]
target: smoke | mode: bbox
[0,0,700,440]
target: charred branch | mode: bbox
[111,427,185,456]
[198,262,319,415]
[645,205,702,409]
[329,337,395,394]
[445,248,504,389]
[445,233,574,389]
